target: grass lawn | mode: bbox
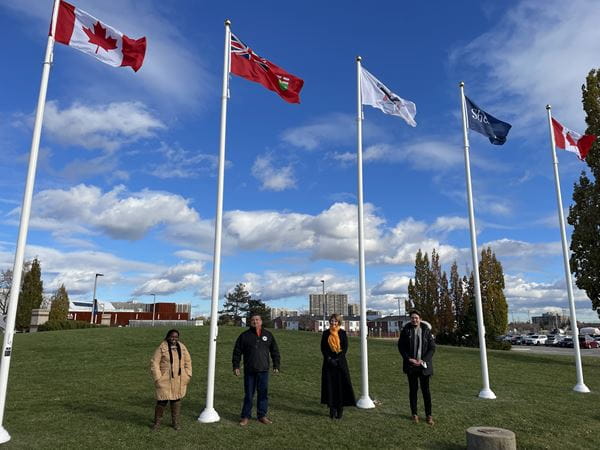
[2,326,599,449]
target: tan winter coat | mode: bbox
[150,341,192,401]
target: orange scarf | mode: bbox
[328,324,341,353]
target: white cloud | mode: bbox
[241,271,357,302]
[15,184,201,241]
[148,142,219,179]
[429,216,469,234]
[133,261,210,296]
[454,0,600,127]
[41,101,165,151]
[251,154,296,191]
[371,274,412,296]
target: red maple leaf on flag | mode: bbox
[83,21,118,54]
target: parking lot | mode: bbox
[511,345,600,357]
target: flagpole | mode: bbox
[459,82,496,400]
[198,19,231,424]
[355,56,375,409]
[545,105,590,393]
[0,0,61,443]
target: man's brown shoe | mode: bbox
[411,415,419,424]
[426,416,434,426]
[239,418,249,426]
[258,417,273,425]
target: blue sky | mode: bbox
[0,0,599,322]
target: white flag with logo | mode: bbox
[360,67,416,126]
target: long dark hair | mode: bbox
[164,329,181,378]
[164,329,180,340]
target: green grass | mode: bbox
[3,326,600,449]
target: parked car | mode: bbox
[560,337,573,348]
[550,335,566,346]
[524,334,547,345]
[579,335,599,349]
[511,335,525,345]
[545,334,558,346]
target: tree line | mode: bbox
[406,247,508,348]
[1,258,70,331]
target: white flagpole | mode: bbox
[355,56,375,409]
[0,0,61,443]
[545,105,590,393]
[459,82,496,400]
[198,19,231,424]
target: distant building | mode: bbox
[347,303,360,316]
[368,315,410,336]
[68,300,191,326]
[273,316,301,330]
[309,293,348,317]
[532,312,565,329]
[270,308,299,319]
[366,310,382,320]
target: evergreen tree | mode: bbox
[219,283,250,326]
[479,247,508,338]
[247,298,272,328]
[49,284,70,322]
[408,249,431,319]
[427,249,441,330]
[437,271,454,335]
[449,261,464,328]
[459,273,478,345]
[568,69,600,316]
[16,258,43,331]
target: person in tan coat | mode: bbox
[150,329,192,430]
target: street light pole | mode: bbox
[151,293,156,326]
[90,273,103,324]
[321,280,325,331]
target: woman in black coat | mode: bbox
[321,314,356,419]
[398,310,436,425]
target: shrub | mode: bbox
[38,320,104,332]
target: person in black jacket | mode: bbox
[232,314,280,426]
[398,310,436,425]
[321,314,356,419]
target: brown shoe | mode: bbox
[258,417,273,425]
[411,415,419,424]
[239,418,249,426]
[426,415,434,426]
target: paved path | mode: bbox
[511,345,600,358]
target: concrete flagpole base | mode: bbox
[197,408,220,423]
[573,383,591,393]
[356,395,375,409]
[0,426,10,444]
[478,388,497,399]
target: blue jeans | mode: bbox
[241,371,269,419]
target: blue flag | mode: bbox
[465,96,512,145]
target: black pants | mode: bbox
[407,372,431,416]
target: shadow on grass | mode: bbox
[61,400,149,427]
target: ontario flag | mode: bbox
[230,33,304,103]
[551,118,596,160]
[52,1,146,72]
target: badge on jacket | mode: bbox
[262,336,267,341]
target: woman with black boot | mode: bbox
[150,329,192,431]
[320,314,356,419]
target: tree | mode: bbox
[219,283,250,326]
[16,258,43,331]
[407,249,433,321]
[478,247,508,338]
[247,298,272,328]
[0,269,12,315]
[49,284,70,322]
[449,261,464,328]
[437,272,454,335]
[568,69,600,316]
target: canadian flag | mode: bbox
[551,117,596,160]
[53,1,146,72]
